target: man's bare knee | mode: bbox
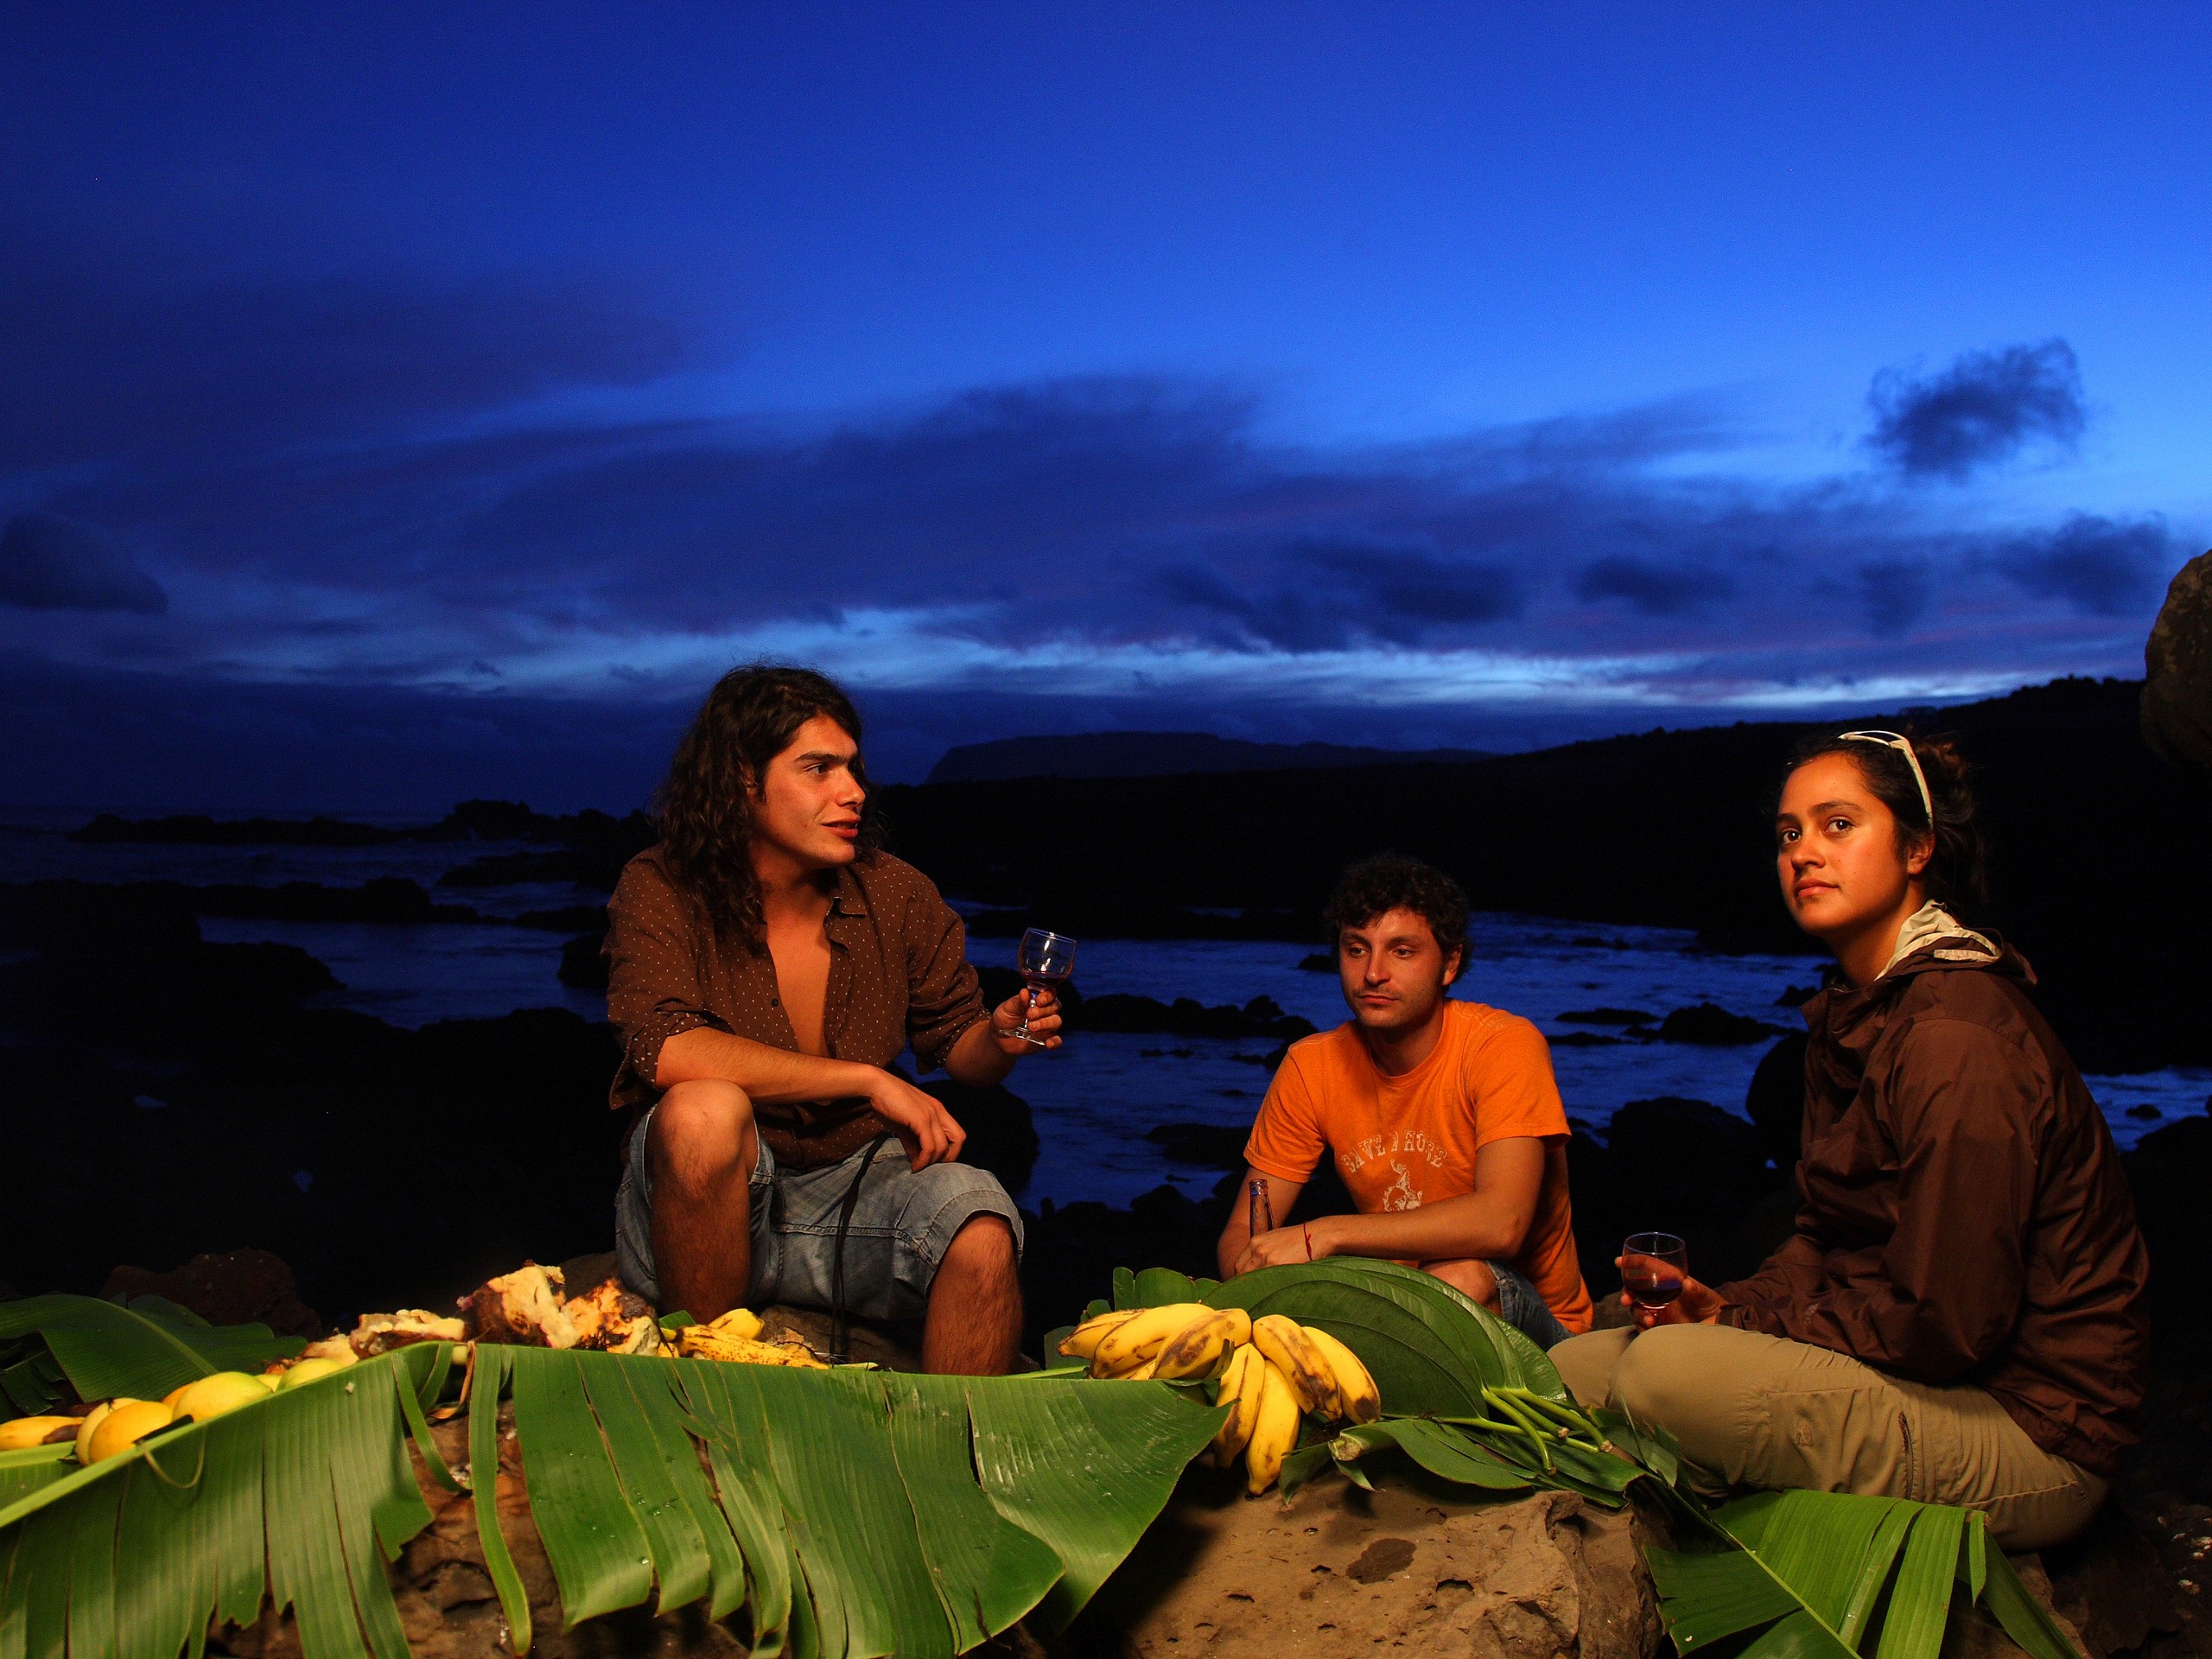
[650,1079,755,1191]
[938,1215,1018,1281]
[1425,1258,1499,1308]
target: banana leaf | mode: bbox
[0,1298,299,1415]
[1196,1259,1568,1414]
[0,1297,1220,1659]
[1647,1490,2085,1659]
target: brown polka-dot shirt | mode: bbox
[603,846,988,1169]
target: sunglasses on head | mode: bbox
[1836,729,1933,823]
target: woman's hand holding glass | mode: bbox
[1618,1232,1726,1329]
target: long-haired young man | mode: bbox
[607,665,1056,1373]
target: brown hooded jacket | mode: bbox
[1719,915,2152,1477]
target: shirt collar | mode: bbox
[826,860,873,922]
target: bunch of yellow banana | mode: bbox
[1061,1302,1253,1382]
[1059,1305,1382,1493]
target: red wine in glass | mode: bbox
[1621,1231,1688,1310]
[1014,929,1076,1046]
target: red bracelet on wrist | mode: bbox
[1302,1222,1313,1262]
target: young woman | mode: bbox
[1548,728,2150,1548]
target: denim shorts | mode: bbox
[613,1110,1024,1323]
[1488,1260,1573,1351]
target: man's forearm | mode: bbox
[1314,1194,1531,1263]
[944,1020,1015,1088]
[657,1027,883,1104]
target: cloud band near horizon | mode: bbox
[0,257,2194,734]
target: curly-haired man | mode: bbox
[606,665,1057,1373]
[1215,854,1593,1345]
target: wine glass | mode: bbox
[1620,1232,1689,1310]
[1013,928,1076,1046]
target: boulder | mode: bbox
[200,1402,2112,1659]
[1066,1468,1663,1659]
[1656,1004,1781,1046]
[2144,549,2212,772]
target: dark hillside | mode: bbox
[880,677,2212,1071]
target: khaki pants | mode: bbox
[1549,1325,2105,1550]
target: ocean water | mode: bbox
[5,817,2203,1205]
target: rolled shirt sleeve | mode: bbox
[899,874,987,1073]
[604,859,730,1096]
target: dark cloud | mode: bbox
[0,516,167,613]
[1855,558,1933,632]
[1574,556,1732,616]
[1867,339,2086,481]
[1995,513,2173,617]
[0,243,702,469]
[3,372,2190,726]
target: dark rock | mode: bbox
[2041,1502,2190,1659]
[190,878,480,925]
[69,812,404,847]
[1071,992,1315,1042]
[99,1249,323,1339]
[1605,1099,1770,1200]
[2131,1104,2165,1121]
[1568,1097,1788,1295]
[556,934,608,991]
[1745,1033,1809,1172]
[923,1079,1039,1193]
[433,811,654,893]
[1297,951,1335,972]
[2125,1117,2212,1370]
[1559,1007,1657,1026]
[0,880,629,1319]
[1656,1002,1782,1046]
[2144,549,2212,772]
[1776,984,1820,1007]
[1144,1123,1251,1168]
[515,906,609,933]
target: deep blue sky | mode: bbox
[3,5,2207,808]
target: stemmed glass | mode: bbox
[1621,1232,1689,1310]
[1013,928,1077,1047]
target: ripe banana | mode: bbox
[0,1415,79,1451]
[1300,1325,1381,1424]
[1243,1358,1302,1494]
[676,1326,829,1368]
[1093,1342,1169,1380]
[1151,1307,1253,1382]
[1089,1302,1211,1376]
[1208,1344,1263,1468]
[1057,1307,1141,1361]
[705,1307,765,1341]
[1250,1315,1341,1419]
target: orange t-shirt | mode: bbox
[1244,1001,1594,1334]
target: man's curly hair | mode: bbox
[655,664,884,951]
[1322,853,1470,964]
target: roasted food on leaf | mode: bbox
[674,1321,828,1367]
[460,1262,579,1348]
[564,1278,663,1355]
[349,1308,467,1356]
